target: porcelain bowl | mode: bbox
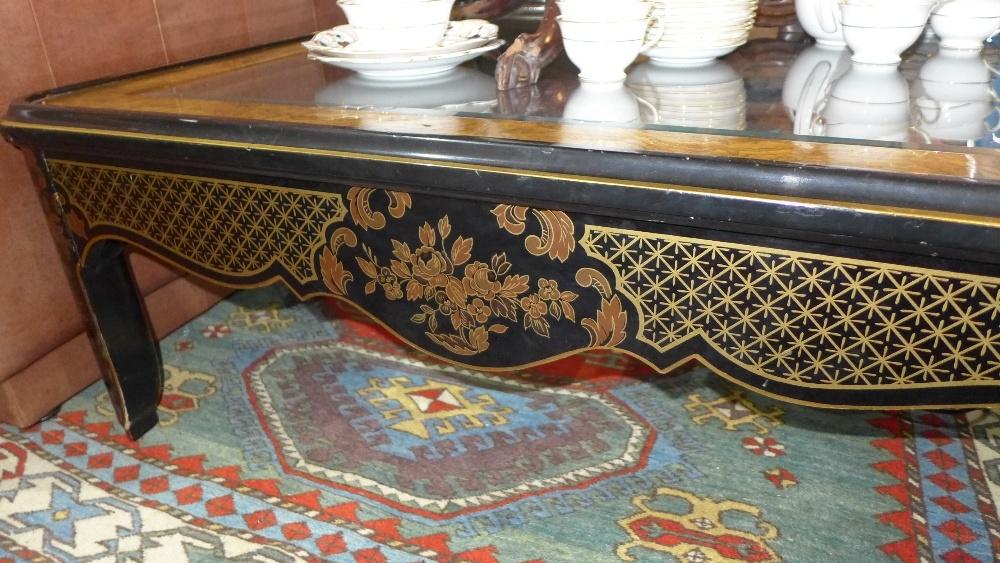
[934,0,1000,17]
[558,17,656,41]
[930,13,1000,50]
[920,48,992,83]
[557,0,652,21]
[918,119,989,141]
[563,36,646,82]
[823,98,911,124]
[782,45,851,118]
[841,23,926,64]
[823,121,910,141]
[795,0,846,47]
[563,82,642,123]
[338,0,455,48]
[840,0,936,27]
[914,99,995,126]
[830,63,910,103]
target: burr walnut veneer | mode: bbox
[4,39,1000,439]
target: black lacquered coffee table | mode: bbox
[5,37,1000,439]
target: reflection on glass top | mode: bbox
[149,35,1000,150]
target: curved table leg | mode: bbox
[79,241,163,440]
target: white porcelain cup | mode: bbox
[930,12,1000,50]
[795,0,846,48]
[338,0,455,49]
[918,48,996,101]
[934,0,1000,17]
[783,46,851,133]
[564,82,644,123]
[559,17,664,82]
[824,121,910,141]
[840,0,937,27]
[557,0,653,21]
[839,0,936,64]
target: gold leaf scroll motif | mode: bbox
[347,187,412,231]
[358,216,578,356]
[492,204,575,262]
[320,227,358,297]
[576,268,627,347]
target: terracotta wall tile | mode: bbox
[313,0,345,30]
[245,0,317,43]
[0,0,55,103]
[156,0,250,62]
[0,145,85,376]
[31,0,168,85]
[0,2,72,375]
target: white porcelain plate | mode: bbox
[303,19,498,59]
[645,41,747,67]
[308,38,505,80]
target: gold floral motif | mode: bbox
[347,187,412,231]
[576,268,627,347]
[320,227,358,297]
[358,215,578,355]
[492,204,575,262]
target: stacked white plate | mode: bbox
[626,61,747,129]
[302,20,503,80]
[645,0,758,67]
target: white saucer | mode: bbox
[303,20,498,59]
[308,39,505,80]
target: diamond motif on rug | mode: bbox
[245,340,655,518]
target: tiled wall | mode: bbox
[0,0,343,375]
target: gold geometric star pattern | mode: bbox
[49,160,347,284]
[581,225,1000,388]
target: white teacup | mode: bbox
[824,121,910,141]
[559,17,663,83]
[934,0,1000,17]
[918,48,995,101]
[557,0,653,21]
[840,0,937,27]
[564,82,644,123]
[839,0,936,64]
[795,0,846,48]
[338,0,455,49]
[930,12,1000,50]
[783,46,851,133]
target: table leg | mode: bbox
[79,241,162,440]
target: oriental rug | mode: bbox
[2,287,1000,562]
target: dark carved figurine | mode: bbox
[457,0,563,90]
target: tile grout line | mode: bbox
[308,0,319,32]
[26,0,58,88]
[240,0,252,45]
[150,0,171,63]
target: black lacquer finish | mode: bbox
[4,36,1000,438]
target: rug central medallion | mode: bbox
[244,340,654,518]
[358,376,512,440]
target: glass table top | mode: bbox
[141,34,1000,151]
